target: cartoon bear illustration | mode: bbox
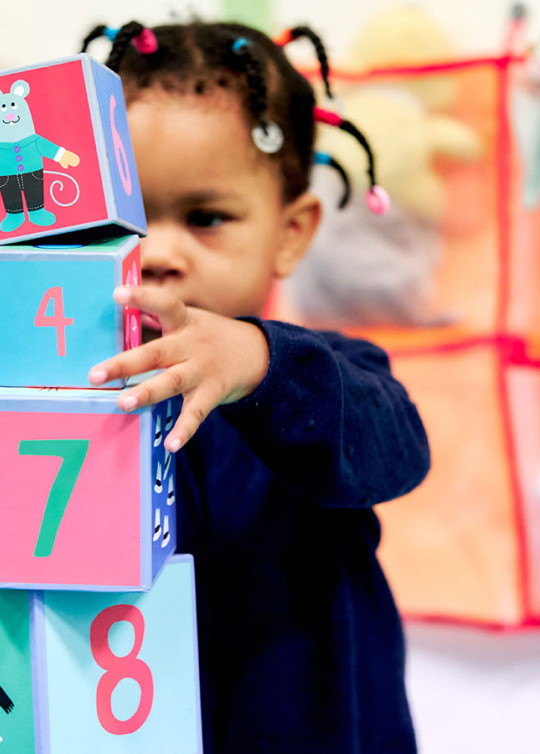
[0,80,80,233]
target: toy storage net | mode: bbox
[270,53,540,629]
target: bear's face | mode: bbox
[0,80,35,143]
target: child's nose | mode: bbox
[141,223,191,278]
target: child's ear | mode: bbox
[274,192,321,279]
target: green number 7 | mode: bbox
[19,439,90,558]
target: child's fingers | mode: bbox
[164,388,216,452]
[114,285,188,334]
[117,362,195,412]
[88,333,185,386]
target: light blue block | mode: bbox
[0,556,203,754]
[0,237,140,387]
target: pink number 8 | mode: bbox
[90,604,154,735]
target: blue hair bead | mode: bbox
[232,37,252,53]
[104,26,120,41]
[314,151,332,166]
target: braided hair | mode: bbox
[104,21,316,203]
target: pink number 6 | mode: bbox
[90,604,154,735]
[110,95,132,196]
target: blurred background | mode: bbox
[5,1,540,751]
[0,0,538,64]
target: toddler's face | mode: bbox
[128,88,299,318]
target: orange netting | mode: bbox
[271,54,540,629]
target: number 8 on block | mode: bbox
[0,556,203,754]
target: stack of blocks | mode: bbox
[0,55,203,753]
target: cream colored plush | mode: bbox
[341,5,458,111]
[282,8,484,327]
[316,86,483,224]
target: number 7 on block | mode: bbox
[19,439,89,558]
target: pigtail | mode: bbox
[314,106,390,214]
[275,26,333,101]
[314,152,351,209]
[80,25,108,53]
[231,38,267,129]
[105,21,158,73]
[231,38,284,154]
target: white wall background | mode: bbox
[4,1,540,752]
[2,0,540,68]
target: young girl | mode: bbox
[87,21,430,754]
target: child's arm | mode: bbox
[89,285,429,506]
[88,285,270,453]
[220,319,430,506]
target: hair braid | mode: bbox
[340,120,376,189]
[106,21,145,73]
[80,24,107,54]
[230,40,268,131]
[289,26,333,100]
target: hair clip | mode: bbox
[83,24,157,55]
[104,25,157,52]
[232,37,252,53]
[313,106,390,214]
[252,122,284,154]
[314,152,351,209]
[104,26,119,41]
[273,30,294,47]
[132,28,158,54]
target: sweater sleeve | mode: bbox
[219,318,430,508]
[36,136,62,160]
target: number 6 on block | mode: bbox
[18,439,89,558]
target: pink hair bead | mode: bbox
[132,28,158,54]
[365,185,390,214]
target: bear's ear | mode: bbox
[10,80,30,98]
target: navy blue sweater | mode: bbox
[175,320,430,754]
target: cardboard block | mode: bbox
[0,556,203,754]
[0,388,180,591]
[0,55,146,244]
[0,236,141,387]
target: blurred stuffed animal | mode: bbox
[284,165,447,327]
[341,5,458,111]
[282,8,483,328]
[316,86,482,223]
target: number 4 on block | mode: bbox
[0,237,141,388]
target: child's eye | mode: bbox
[187,210,231,229]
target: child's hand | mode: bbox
[88,286,270,452]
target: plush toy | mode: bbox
[283,165,449,328]
[281,9,484,329]
[341,5,458,111]
[316,86,482,223]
